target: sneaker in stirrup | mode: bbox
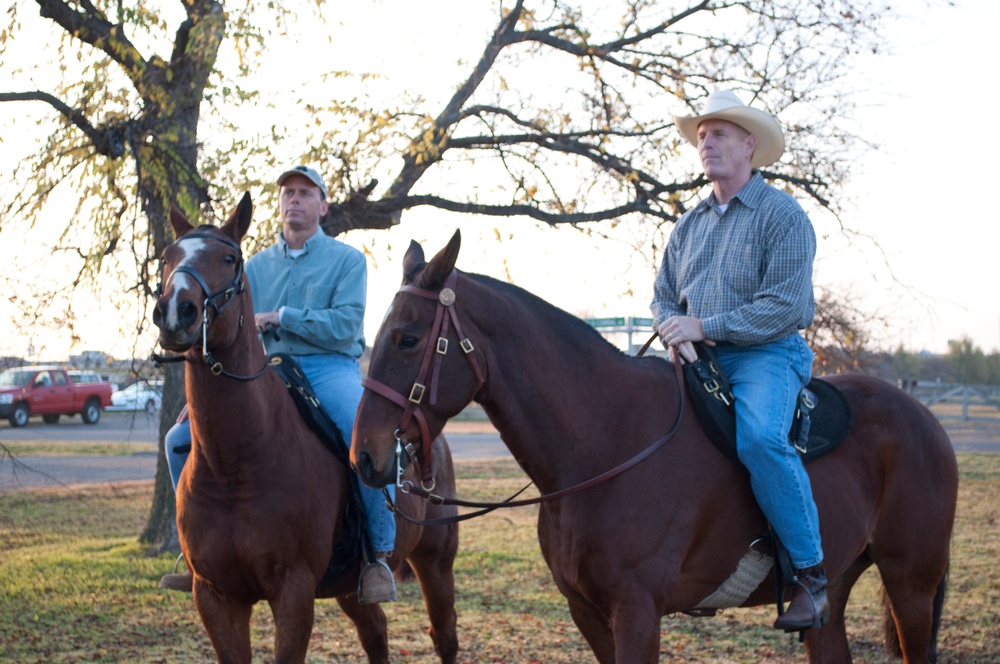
[159,552,193,593]
[358,552,397,604]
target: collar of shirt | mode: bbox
[695,171,768,216]
[278,227,326,256]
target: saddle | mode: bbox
[682,342,851,465]
[680,342,851,623]
[269,353,373,586]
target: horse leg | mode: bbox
[565,595,616,664]
[876,555,946,664]
[406,546,459,664]
[267,569,319,664]
[193,582,253,664]
[335,595,389,663]
[609,599,661,663]
[803,555,872,664]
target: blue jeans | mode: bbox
[166,353,396,553]
[165,419,190,490]
[714,334,823,569]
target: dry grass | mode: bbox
[0,455,997,663]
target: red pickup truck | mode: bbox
[0,366,114,427]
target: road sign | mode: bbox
[584,317,626,329]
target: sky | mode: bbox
[1,0,998,362]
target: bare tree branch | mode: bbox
[0,91,126,158]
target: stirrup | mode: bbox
[358,558,397,604]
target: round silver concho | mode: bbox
[439,288,456,306]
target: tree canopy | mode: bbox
[1,0,892,549]
[4,0,890,267]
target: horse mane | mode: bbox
[464,272,634,360]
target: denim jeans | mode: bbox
[166,352,396,553]
[713,334,823,569]
[294,353,396,553]
[165,419,190,490]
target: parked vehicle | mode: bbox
[107,382,163,414]
[0,366,113,427]
[68,370,119,393]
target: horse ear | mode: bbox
[418,230,461,291]
[169,205,195,239]
[401,239,427,286]
[222,192,253,242]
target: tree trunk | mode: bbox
[139,362,185,553]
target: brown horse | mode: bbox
[351,231,958,664]
[152,194,459,664]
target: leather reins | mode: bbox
[361,271,687,523]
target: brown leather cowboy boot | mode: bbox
[773,564,830,631]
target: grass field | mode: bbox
[1,450,998,663]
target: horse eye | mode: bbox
[398,335,420,350]
[224,255,236,265]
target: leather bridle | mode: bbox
[361,270,486,490]
[152,230,271,381]
[361,269,687,521]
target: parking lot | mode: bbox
[0,410,159,443]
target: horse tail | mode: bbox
[881,561,949,663]
[927,562,949,663]
[881,586,901,658]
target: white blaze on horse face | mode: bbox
[162,237,213,329]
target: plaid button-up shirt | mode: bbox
[651,172,816,346]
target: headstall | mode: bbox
[152,230,270,381]
[361,270,486,490]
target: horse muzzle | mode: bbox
[153,285,205,346]
[352,438,405,489]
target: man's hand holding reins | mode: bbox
[657,315,714,364]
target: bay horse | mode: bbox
[151,193,459,664]
[351,230,958,664]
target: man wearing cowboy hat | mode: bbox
[651,90,828,631]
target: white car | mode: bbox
[107,382,163,414]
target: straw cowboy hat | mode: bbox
[673,90,785,169]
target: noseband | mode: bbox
[362,270,486,490]
[153,230,269,381]
[165,231,246,319]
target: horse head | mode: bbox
[353,230,486,489]
[152,193,254,355]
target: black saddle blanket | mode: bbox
[682,343,852,464]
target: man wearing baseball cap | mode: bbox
[651,90,827,631]
[161,165,398,604]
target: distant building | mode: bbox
[69,351,112,368]
[0,356,27,370]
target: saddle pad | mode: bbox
[794,378,852,462]
[269,353,351,466]
[686,365,852,464]
[268,353,374,578]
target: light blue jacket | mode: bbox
[246,228,366,359]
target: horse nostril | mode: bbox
[177,300,199,328]
[356,451,375,482]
